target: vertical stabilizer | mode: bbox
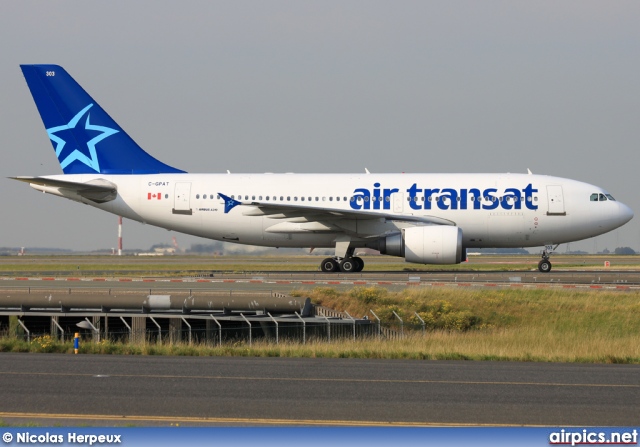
[21,64,185,174]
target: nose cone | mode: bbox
[617,202,634,226]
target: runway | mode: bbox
[1,269,639,295]
[0,354,638,426]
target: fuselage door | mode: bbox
[393,192,404,213]
[546,185,565,216]
[173,182,192,215]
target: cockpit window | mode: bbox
[591,193,613,202]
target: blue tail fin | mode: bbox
[20,65,185,174]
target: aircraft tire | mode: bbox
[339,258,357,273]
[538,260,552,273]
[321,258,339,272]
[352,257,364,272]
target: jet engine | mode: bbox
[376,226,464,264]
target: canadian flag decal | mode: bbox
[148,192,162,200]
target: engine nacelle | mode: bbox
[378,226,464,264]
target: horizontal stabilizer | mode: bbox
[10,176,117,203]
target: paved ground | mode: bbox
[0,354,638,426]
[2,268,640,291]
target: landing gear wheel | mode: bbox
[339,258,357,273]
[321,258,339,272]
[538,260,552,273]
[352,256,364,272]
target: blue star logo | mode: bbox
[218,193,242,213]
[46,104,119,173]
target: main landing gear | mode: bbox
[320,256,364,273]
[537,244,558,273]
[320,240,365,273]
[320,238,365,273]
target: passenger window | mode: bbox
[301,197,305,201]
[196,194,200,199]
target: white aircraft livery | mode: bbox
[15,65,634,273]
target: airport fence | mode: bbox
[0,312,424,346]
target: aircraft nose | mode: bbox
[617,202,634,226]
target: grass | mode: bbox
[2,286,640,363]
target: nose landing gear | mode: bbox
[537,244,558,273]
[538,259,552,273]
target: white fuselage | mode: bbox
[33,172,634,251]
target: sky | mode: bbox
[1,1,639,254]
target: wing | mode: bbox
[11,176,117,203]
[218,193,455,237]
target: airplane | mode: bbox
[13,64,634,273]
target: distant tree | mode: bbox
[601,248,610,254]
[150,243,172,251]
[474,248,530,254]
[188,243,224,254]
[614,247,636,255]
